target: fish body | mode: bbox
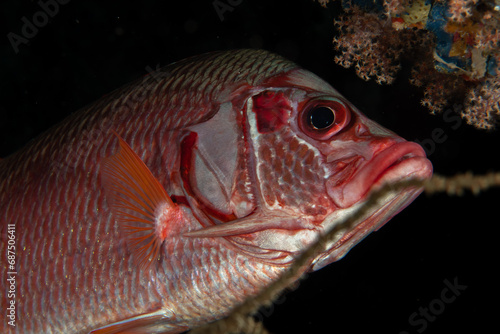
[0,49,432,333]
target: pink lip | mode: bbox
[327,142,433,208]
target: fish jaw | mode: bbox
[312,120,433,270]
[311,185,426,270]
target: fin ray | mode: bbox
[101,134,179,268]
[183,212,306,238]
[89,310,187,334]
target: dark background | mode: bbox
[1,1,499,333]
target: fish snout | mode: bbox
[326,139,433,209]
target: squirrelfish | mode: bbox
[0,49,432,333]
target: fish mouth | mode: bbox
[327,141,433,209]
[311,141,433,271]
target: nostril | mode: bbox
[355,123,370,137]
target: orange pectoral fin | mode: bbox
[89,311,188,334]
[101,134,185,268]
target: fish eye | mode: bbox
[309,106,335,129]
[300,98,351,141]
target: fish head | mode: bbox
[234,68,433,270]
[181,62,432,271]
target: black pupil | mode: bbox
[310,106,335,129]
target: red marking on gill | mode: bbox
[251,91,291,133]
[170,195,190,206]
[180,131,198,195]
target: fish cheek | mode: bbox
[252,127,333,217]
[245,91,333,217]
